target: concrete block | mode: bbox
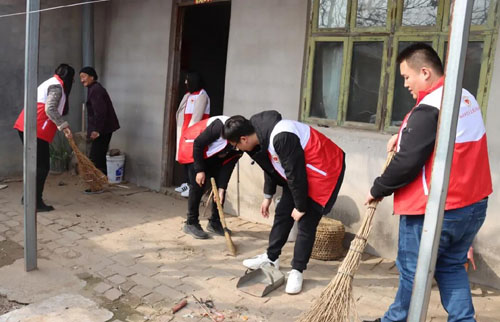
[104,288,123,301]
[131,274,160,289]
[94,282,113,294]
[109,263,136,277]
[130,263,158,277]
[130,285,153,298]
[108,274,127,285]
[154,285,185,300]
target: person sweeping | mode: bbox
[364,43,492,322]
[223,111,345,294]
[178,115,242,239]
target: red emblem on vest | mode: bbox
[272,155,279,163]
[464,97,471,106]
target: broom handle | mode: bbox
[210,178,228,230]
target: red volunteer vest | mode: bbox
[181,89,210,133]
[268,120,344,207]
[177,116,229,165]
[394,80,492,214]
[13,75,66,143]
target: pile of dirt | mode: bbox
[0,295,24,316]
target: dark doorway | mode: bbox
[179,1,231,116]
[172,1,231,186]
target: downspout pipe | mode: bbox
[81,3,94,132]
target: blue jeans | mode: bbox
[383,198,488,322]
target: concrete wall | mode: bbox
[223,0,309,221]
[97,0,172,190]
[0,0,83,179]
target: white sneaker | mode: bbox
[285,269,303,294]
[242,253,280,270]
[175,183,188,193]
[180,185,190,198]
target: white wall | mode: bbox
[98,0,172,190]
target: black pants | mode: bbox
[89,133,112,175]
[18,130,50,203]
[186,157,238,225]
[267,158,346,271]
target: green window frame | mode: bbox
[303,0,499,132]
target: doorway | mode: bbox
[167,1,232,187]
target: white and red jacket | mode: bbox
[371,78,492,214]
[175,89,210,161]
[267,120,344,208]
[13,75,67,143]
[177,116,229,165]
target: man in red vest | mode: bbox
[223,111,345,294]
[178,116,242,239]
[364,43,492,322]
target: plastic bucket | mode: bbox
[106,154,125,183]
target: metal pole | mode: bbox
[82,3,94,132]
[408,1,473,320]
[23,0,40,272]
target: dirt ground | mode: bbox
[1,173,500,321]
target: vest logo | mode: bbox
[272,155,280,163]
[464,97,471,106]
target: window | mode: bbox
[304,0,498,131]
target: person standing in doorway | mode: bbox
[175,72,210,197]
[80,66,120,193]
[13,63,75,212]
[223,111,345,294]
[363,43,492,322]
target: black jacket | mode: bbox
[248,111,309,212]
[371,104,439,198]
[86,82,120,138]
[193,118,242,173]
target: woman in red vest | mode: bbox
[13,63,75,212]
[175,72,210,197]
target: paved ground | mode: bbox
[0,173,499,321]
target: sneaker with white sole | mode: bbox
[180,185,190,198]
[175,183,188,193]
[242,253,279,270]
[285,269,303,294]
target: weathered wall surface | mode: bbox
[97,0,172,190]
[0,0,83,178]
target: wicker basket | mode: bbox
[311,217,345,261]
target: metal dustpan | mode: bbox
[236,263,285,297]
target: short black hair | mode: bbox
[222,115,255,142]
[397,43,444,76]
[79,66,98,80]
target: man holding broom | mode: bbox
[177,115,242,239]
[223,111,345,294]
[365,43,492,322]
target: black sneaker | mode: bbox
[84,189,105,194]
[362,319,381,322]
[183,223,209,239]
[206,221,231,236]
[37,200,55,212]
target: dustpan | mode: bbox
[236,263,285,297]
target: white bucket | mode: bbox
[106,154,125,183]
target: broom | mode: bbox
[67,136,108,192]
[297,152,394,322]
[210,177,237,256]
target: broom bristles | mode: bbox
[297,153,394,322]
[67,137,108,191]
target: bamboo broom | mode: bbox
[210,177,237,256]
[297,152,394,322]
[67,136,108,192]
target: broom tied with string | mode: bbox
[67,136,108,191]
[297,152,394,322]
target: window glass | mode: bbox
[310,42,344,120]
[346,42,383,123]
[356,0,388,27]
[444,41,484,97]
[402,0,438,26]
[472,0,490,25]
[318,0,348,28]
[391,42,432,126]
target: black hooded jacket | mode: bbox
[248,111,309,212]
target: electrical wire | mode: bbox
[0,0,110,19]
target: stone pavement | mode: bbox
[0,173,499,321]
